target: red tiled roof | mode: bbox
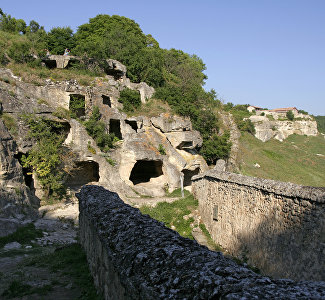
[269,107,297,112]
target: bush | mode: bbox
[118,88,141,112]
[84,106,118,152]
[286,110,294,121]
[21,114,74,199]
[199,133,232,165]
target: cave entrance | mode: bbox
[69,94,85,118]
[182,168,200,187]
[14,152,34,190]
[129,160,163,185]
[109,119,122,140]
[102,95,111,107]
[65,161,99,189]
[125,120,138,131]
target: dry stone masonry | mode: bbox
[192,170,325,281]
[78,185,325,299]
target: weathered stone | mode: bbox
[150,113,191,133]
[192,170,325,281]
[165,130,202,149]
[0,119,39,236]
[249,115,318,142]
[214,159,226,172]
[78,185,325,299]
[3,241,22,250]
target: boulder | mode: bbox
[151,113,192,133]
[165,130,202,150]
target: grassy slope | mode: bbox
[237,133,325,187]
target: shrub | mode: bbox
[158,144,166,155]
[199,133,232,165]
[118,88,141,112]
[21,114,75,199]
[286,110,294,121]
[84,106,118,152]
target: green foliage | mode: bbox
[140,193,198,239]
[298,109,308,115]
[21,114,71,199]
[286,110,294,121]
[46,26,75,55]
[1,113,17,135]
[158,144,166,155]
[314,115,325,133]
[0,223,43,248]
[0,10,26,34]
[7,39,33,63]
[69,94,85,118]
[227,104,255,134]
[84,106,118,152]
[74,14,147,75]
[118,88,141,112]
[200,133,232,165]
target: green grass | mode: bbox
[0,113,18,135]
[140,193,198,239]
[0,223,43,248]
[27,243,101,299]
[238,133,325,187]
[166,187,191,198]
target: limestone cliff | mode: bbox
[249,115,318,142]
[0,62,207,204]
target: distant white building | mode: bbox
[247,105,263,113]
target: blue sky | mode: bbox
[2,0,325,115]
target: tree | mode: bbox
[46,27,75,55]
[286,110,294,121]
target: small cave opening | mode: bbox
[129,160,163,185]
[69,94,85,118]
[43,60,57,69]
[125,120,138,132]
[109,119,122,140]
[65,161,100,189]
[14,152,34,190]
[182,168,200,187]
[177,141,193,150]
[102,95,111,107]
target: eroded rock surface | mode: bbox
[0,120,39,237]
[78,185,325,299]
[249,115,318,142]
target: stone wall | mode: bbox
[77,185,325,299]
[192,170,325,281]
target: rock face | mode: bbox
[249,115,318,142]
[0,66,207,199]
[0,120,39,237]
[78,185,325,299]
[192,170,325,281]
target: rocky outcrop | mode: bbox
[249,115,318,142]
[0,67,207,198]
[218,112,241,172]
[78,185,325,299]
[0,120,39,237]
[192,170,325,281]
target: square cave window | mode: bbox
[109,119,122,140]
[69,94,85,118]
[102,95,111,107]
